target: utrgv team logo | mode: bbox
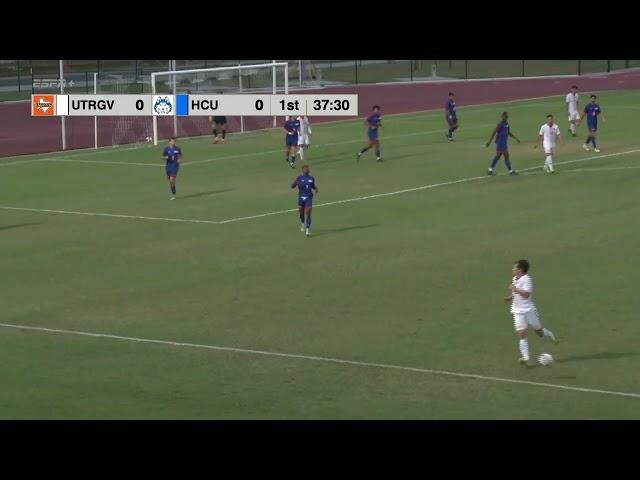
[153,95,173,115]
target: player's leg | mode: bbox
[488,151,502,175]
[297,137,305,160]
[168,174,177,198]
[591,128,600,152]
[544,146,555,173]
[583,128,593,150]
[358,139,373,160]
[304,206,312,236]
[514,314,530,363]
[298,205,305,232]
[221,123,227,143]
[212,127,219,144]
[375,139,381,162]
[530,310,558,344]
[504,151,516,175]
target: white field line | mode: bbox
[0,322,638,401]
[1,149,639,226]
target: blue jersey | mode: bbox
[367,113,382,130]
[285,119,300,137]
[495,120,510,148]
[584,103,601,127]
[292,174,316,198]
[446,99,457,117]
[163,146,182,165]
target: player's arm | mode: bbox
[291,178,299,189]
[485,128,497,147]
[312,181,319,194]
[509,131,521,143]
[511,285,531,298]
[176,148,182,163]
[534,133,542,149]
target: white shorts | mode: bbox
[568,111,580,122]
[543,142,555,155]
[297,135,309,146]
[513,309,541,332]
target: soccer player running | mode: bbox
[445,92,458,141]
[284,115,301,168]
[566,85,580,137]
[209,116,228,144]
[356,105,382,162]
[504,259,558,365]
[291,164,318,237]
[162,137,182,200]
[581,94,605,153]
[485,111,521,176]
[534,114,561,173]
[296,115,312,161]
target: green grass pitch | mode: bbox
[1,90,639,419]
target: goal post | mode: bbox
[150,61,289,146]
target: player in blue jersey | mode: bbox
[284,116,301,168]
[445,92,458,141]
[162,137,182,200]
[356,105,382,162]
[581,94,605,153]
[485,112,521,175]
[291,164,318,237]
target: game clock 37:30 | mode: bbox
[312,99,350,111]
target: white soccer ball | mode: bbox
[146,136,152,143]
[537,353,554,367]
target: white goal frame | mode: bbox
[150,61,289,146]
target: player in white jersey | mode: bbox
[296,116,312,161]
[503,259,558,365]
[535,114,561,173]
[565,85,580,137]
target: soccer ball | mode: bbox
[146,136,152,143]
[537,353,554,367]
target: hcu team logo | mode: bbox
[154,96,173,115]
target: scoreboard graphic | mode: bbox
[31,94,359,117]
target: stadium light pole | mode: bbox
[272,60,277,127]
[151,72,158,146]
[60,60,66,151]
[172,60,177,138]
[238,64,244,133]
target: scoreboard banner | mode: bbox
[31,94,359,117]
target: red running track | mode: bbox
[2,69,639,158]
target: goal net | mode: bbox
[151,62,290,145]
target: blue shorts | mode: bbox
[166,165,179,177]
[447,115,458,127]
[298,196,313,209]
[496,143,508,154]
[286,135,298,147]
[588,123,598,132]
[368,129,379,141]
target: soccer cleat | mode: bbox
[509,170,518,175]
[290,162,295,169]
[582,143,590,151]
[356,153,361,162]
[519,357,530,366]
[170,196,176,200]
[487,169,495,176]
[300,223,305,232]
[376,158,382,162]
[572,133,576,137]
[594,148,601,153]
[306,228,310,237]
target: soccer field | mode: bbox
[2,90,640,419]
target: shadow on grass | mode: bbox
[177,189,233,200]
[313,224,379,237]
[0,222,43,231]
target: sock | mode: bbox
[542,328,556,342]
[305,212,311,229]
[375,149,381,159]
[490,156,499,169]
[548,155,554,171]
[222,129,226,139]
[299,148,304,160]
[171,184,176,195]
[592,138,597,148]
[519,338,530,360]
[586,136,592,145]
[299,209,305,223]
[289,155,295,164]
[448,128,453,138]
[570,123,576,134]
[213,129,218,138]
[505,158,513,171]
[359,147,369,155]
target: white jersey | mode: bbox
[539,123,560,147]
[297,116,312,137]
[566,92,579,114]
[511,274,536,314]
